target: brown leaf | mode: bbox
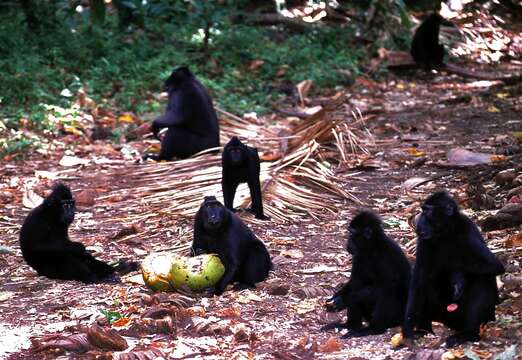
[75,189,96,207]
[59,155,91,167]
[115,348,167,360]
[318,336,342,353]
[87,324,128,351]
[134,122,152,137]
[266,283,290,296]
[110,224,139,240]
[141,306,174,319]
[120,316,175,337]
[248,59,264,71]
[402,177,432,192]
[446,148,506,166]
[294,286,329,299]
[504,232,522,247]
[33,334,91,353]
[112,317,131,328]
[22,186,43,209]
[216,307,241,319]
[280,249,304,258]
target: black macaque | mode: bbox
[144,67,219,161]
[402,191,505,347]
[322,210,411,338]
[19,183,137,283]
[192,196,272,295]
[410,13,446,69]
[222,136,268,220]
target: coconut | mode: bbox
[170,254,225,292]
[141,252,178,292]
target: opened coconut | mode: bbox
[170,254,225,292]
[141,252,178,292]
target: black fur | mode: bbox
[192,196,272,295]
[322,210,411,338]
[410,13,445,69]
[402,191,505,347]
[19,183,137,283]
[145,67,219,160]
[222,136,268,220]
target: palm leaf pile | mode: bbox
[100,94,368,230]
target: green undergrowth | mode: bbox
[0,3,410,156]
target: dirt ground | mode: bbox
[0,69,521,359]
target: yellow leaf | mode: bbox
[118,113,136,123]
[63,124,84,136]
[145,144,161,154]
[390,332,403,348]
[487,106,500,113]
[280,249,304,258]
[490,154,507,163]
[406,147,425,157]
[496,92,509,99]
[511,131,522,139]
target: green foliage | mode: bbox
[0,1,384,154]
[100,309,123,324]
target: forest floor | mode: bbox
[0,67,521,360]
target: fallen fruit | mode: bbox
[141,253,225,292]
[141,253,178,292]
[170,254,225,292]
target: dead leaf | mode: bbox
[277,65,289,77]
[402,177,432,192]
[134,122,152,137]
[144,144,161,154]
[216,307,241,318]
[280,249,304,258]
[292,299,317,314]
[59,155,90,167]
[33,334,91,353]
[115,348,167,360]
[406,147,425,157]
[110,225,139,240]
[296,80,313,105]
[355,77,379,90]
[76,88,95,108]
[294,286,329,299]
[390,332,403,348]
[63,125,84,137]
[118,112,138,124]
[447,148,498,166]
[112,317,131,328]
[319,336,342,353]
[266,283,290,296]
[248,59,264,71]
[87,324,128,351]
[259,151,282,161]
[141,306,173,319]
[75,189,96,207]
[298,265,338,274]
[504,232,522,247]
[22,187,43,209]
[34,170,60,180]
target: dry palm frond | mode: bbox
[287,91,370,159]
[100,137,358,226]
[92,100,369,232]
